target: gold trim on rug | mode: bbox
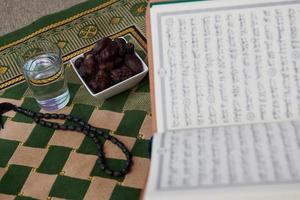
[0,75,25,90]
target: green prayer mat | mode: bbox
[0,0,152,199]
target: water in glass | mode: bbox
[23,53,70,111]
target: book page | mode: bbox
[145,120,300,200]
[150,0,300,132]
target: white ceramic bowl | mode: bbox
[70,45,148,99]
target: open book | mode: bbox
[144,0,300,199]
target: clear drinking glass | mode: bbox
[17,39,70,111]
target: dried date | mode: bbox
[77,65,87,79]
[100,41,118,62]
[93,37,112,53]
[111,66,134,83]
[89,70,112,92]
[84,54,96,75]
[115,38,127,56]
[74,57,84,69]
[98,61,114,71]
[125,43,135,54]
[114,57,124,68]
[74,37,144,94]
[125,54,143,74]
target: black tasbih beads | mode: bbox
[0,102,132,177]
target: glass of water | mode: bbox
[17,39,70,111]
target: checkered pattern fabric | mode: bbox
[0,0,152,199]
[0,91,152,199]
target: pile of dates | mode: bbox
[74,37,143,93]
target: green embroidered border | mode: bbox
[0,0,117,49]
[0,0,148,91]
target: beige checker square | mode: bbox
[123,157,150,189]
[21,172,57,200]
[84,177,117,200]
[51,198,65,200]
[104,135,136,159]
[0,121,35,143]
[0,98,22,118]
[8,145,47,168]
[0,194,15,200]
[89,110,124,131]
[139,115,153,139]
[63,152,97,180]
[0,167,7,181]
[48,130,85,149]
